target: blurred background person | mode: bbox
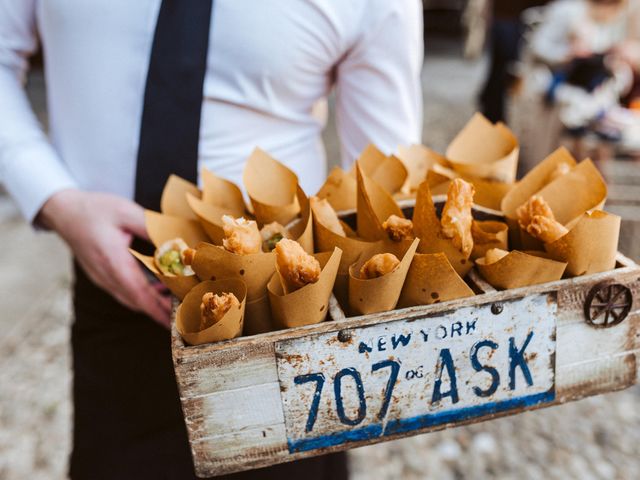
[530,0,640,159]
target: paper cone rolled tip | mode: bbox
[315,167,357,212]
[184,192,230,244]
[189,242,276,300]
[129,249,199,300]
[160,174,201,220]
[356,144,408,194]
[176,278,247,345]
[200,168,247,216]
[398,252,474,308]
[268,248,342,328]
[476,250,567,290]
[545,210,621,276]
[243,147,300,225]
[348,238,419,316]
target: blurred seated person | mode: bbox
[531,0,640,157]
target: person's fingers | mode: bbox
[117,200,149,241]
[151,281,171,296]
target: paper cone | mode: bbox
[185,193,230,244]
[348,238,419,316]
[445,113,519,183]
[129,249,199,300]
[397,144,449,194]
[545,210,620,276]
[243,147,300,225]
[160,174,201,220]
[268,248,342,329]
[287,186,314,254]
[244,294,273,335]
[201,168,247,217]
[476,250,567,290]
[189,242,275,300]
[471,220,509,260]
[501,147,577,220]
[144,210,209,248]
[412,181,473,277]
[398,253,474,308]
[356,144,408,195]
[356,162,404,241]
[175,279,246,346]
[316,167,357,212]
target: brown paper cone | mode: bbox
[243,147,300,225]
[356,162,404,241]
[175,279,246,346]
[398,253,474,308]
[348,238,419,316]
[201,168,247,217]
[268,248,342,328]
[160,174,201,220]
[471,220,509,260]
[445,113,519,183]
[129,249,199,300]
[476,250,567,290]
[185,192,230,244]
[244,294,273,335]
[315,167,357,212]
[287,186,314,254]
[501,147,577,220]
[144,210,209,248]
[545,210,620,276]
[397,144,449,194]
[412,181,474,277]
[355,144,408,195]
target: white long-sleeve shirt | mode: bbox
[0,0,423,222]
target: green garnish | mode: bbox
[264,233,284,251]
[159,250,185,275]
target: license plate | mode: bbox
[275,293,557,453]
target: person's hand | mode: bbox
[38,189,172,327]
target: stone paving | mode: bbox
[1,38,639,480]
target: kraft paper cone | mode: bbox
[243,147,300,225]
[160,174,201,220]
[144,210,209,248]
[189,242,275,301]
[129,250,199,300]
[176,279,246,346]
[398,253,474,308]
[287,186,314,254]
[244,294,273,335]
[412,181,474,277]
[476,250,567,290]
[532,159,607,226]
[397,144,449,194]
[356,144,408,195]
[501,147,577,220]
[445,113,519,183]
[545,210,620,277]
[471,220,509,260]
[356,162,404,241]
[316,167,357,212]
[185,193,230,245]
[201,168,247,217]
[348,238,419,316]
[426,164,511,210]
[268,248,342,329]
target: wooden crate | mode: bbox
[172,251,640,477]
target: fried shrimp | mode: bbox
[441,179,475,256]
[275,238,322,293]
[359,253,400,279]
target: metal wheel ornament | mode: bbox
[584,282,633,328]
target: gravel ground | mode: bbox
[1,38,639,480]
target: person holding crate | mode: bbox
[0,0,423,478]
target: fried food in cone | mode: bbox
[222,215,262,255]
[382,215,414,242]
[359,253,400,279]
[441,179,475,257]
[200,292,240,330]
[154,238,194,276]
[275,239,321,294]
[310,196,345,237]
[260,221,288,251]
[516,195,554,230]
[516,196,568,243]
